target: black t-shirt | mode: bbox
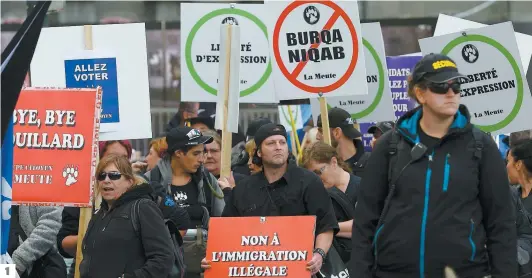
[330,174,360,263]
[418,123,441,152]
[170,181,201,229]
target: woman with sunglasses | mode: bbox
[350,53,516,278]
[302,141,360,264]
[79,154,174,278]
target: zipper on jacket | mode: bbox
[442,153,451,192]
[373,225,384,257]
[419,152,434,278]
[469,219,476,261]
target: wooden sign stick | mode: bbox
[74,25,96,278]
[318,93,332,145]
[219,23,233,179]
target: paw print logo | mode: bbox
[461,44,479,63]
[62,166,79,186]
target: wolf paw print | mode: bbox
[464,46,477,62]
[62,166,79,186]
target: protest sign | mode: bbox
[64,54,119,126]
[434,14,532,72]
[279,105,304,132]
[267,0,367,100]
[386,55,421,120]
[181,3,276,103]
[309,22,394,124]
[12,88,101,206]
[345,55,420,153]
[205,216,315,278]
[29,23,152,141]
[420,22,532,135]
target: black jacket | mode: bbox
[79,183,174,278]
[350,105,516,278]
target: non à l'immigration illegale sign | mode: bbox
[420,22,532,135]
[181,3,276,103]
[12,88,101,206]
[309,22,395,124]
[267,0,368,100]
[204,216,316,278]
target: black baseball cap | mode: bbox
[413,53,466,83]
[254,123,287,148]
[187,111,215,130]
[246,118,273,139]
[166,127,213,153]
[317,107,362,139]
[368,121,395,134]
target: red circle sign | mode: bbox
[272,0,360,94]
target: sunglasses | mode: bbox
[97,171,122,181]
[313,165,327,176]
[425,80,461,95]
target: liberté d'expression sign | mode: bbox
[420,22,532,135]
[267,0,368,100]
[181,3,276,103]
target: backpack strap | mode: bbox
[387,128,401,185]
[131,199,149,236]
[471,127,484,161]
[328,187,356,218]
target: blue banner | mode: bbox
[359,55,423,152]
[1,120,14,256]
[64,57,120,123]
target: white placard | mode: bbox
[434,14,532,72]
[29,23,152,141]
[310,22,394,124]
[266,0,368,100]
[279,105,303,132]
[214,24,241,134]
[180,3,276,103]
[419,22,532,135]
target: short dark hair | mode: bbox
[510,139,532,175]
[510,130,532,147]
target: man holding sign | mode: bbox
[206,123,339,275]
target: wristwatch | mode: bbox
[313,248,326,261]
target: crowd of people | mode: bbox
[7,53,532,278]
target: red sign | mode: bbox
[205,216,316,278]
[272,0,360,94]
[12,87,101,206]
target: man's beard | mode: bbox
[263,157,286,169]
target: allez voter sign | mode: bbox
[419,22,532,135]
[181,3,276,103]
[30,23,152,141]
[309,22,395,123]
[266,0,368,100]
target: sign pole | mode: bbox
[219,9,234,179]
[318,93,332,145]
[74,25,96,278]
[286,105,302,157]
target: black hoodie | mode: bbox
[79,183,174,278]
[350,105,516,278]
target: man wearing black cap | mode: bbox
[218,123,339,276]
[317,107,370,177]
[368,121,395,149]
[231,117,273,175]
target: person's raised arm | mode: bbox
[477,134,516,278]
[350,132,392,278]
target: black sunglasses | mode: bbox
[97,171,122,181]
[425,79,461,95]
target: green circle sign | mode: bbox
[327,38,385,119]
[441,34,524,132]
[185,8,272,97]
